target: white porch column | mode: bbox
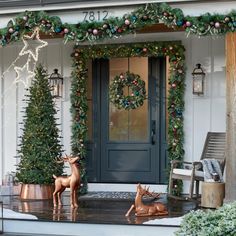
[225,32,236,202]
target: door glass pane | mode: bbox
[129,57,148,141]
[87,60,93,141]
[109,57,148,141]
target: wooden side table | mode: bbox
[201,182,225,208]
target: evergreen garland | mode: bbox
[70,57,88,194]
[16,65,64,185]
[0,3,236,46]
[71,42,185,195]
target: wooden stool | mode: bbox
[201,182,225,208]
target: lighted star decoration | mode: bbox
[14,60,35,87]
[19,27,48,61]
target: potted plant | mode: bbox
[16,65,63,200]
[175,202,236,235]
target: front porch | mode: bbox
[1,191,197,235]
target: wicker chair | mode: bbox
[168,132,226,200]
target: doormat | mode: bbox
[79,191,136,201]
[79,191,160,201]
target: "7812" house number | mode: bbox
[83,10,109,22]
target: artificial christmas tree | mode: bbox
[16,64,64,199]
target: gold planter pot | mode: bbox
[20,184,54,200]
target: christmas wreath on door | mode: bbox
[109,71,147,110]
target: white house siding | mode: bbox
[0,31,226,192]
[0,39,74,184]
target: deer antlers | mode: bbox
[138,184,160,199]
[55,154,79,164]
[144,186,161,199]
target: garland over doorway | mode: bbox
[71,42,185,194]
[1,2,236,46]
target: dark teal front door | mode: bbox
[86,56,167,184]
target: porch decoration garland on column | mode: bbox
[70,57,88,194]
[109,71,147,110]
[71,41,185,195]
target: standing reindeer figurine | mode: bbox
[53,154,80,208]
[125,183,168,217]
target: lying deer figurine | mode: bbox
[53,154,80,208]
[125,183,168,217]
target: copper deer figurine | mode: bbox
[125,183,168,217]
[53,155,80,208]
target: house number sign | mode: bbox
[82,10,110,22]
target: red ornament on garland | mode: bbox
[125,19,130,25]
[163,12,169,17]
[171,83,176,88]
[143,47,147,52]
[64,28,69,34]
[214,22,220,28]
[93,29,98,35]
[117,28,123,33]
[186,21,192,27]
[120,74,124,79]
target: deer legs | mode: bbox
[125,204,135,217]
[53,187,66,207]
[70,188,79,208]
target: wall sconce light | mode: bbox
[49,69,63,98]
[192,63,205,95]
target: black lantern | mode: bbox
[192,63,205,95]
[49,69,63,98]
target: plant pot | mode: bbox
[20,184,54,200]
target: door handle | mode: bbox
[151,120,156,145]
[151,130,156,145]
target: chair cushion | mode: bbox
[173,168,204,178]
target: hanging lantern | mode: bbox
[192,63,205,95]
[49,69,63,98]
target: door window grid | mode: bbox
[109,57,148,142]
